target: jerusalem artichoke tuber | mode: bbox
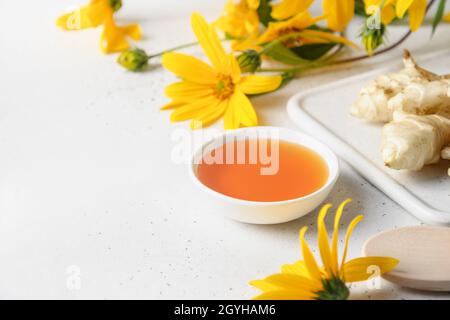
[381,112,450,171]
[351,50,450,122]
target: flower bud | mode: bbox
[237,50,261,73]
[361,20,386,56]
[117,48,149,71]
[109,0,122,12]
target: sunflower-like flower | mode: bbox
[216,0,261,52]
[57,0,141,53]
[162,13,282,130]
[323,0,355,32]
[258,11,356,48]
[250,199,399,300]
[395,0,428,31]
[271,0,314,20]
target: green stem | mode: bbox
[148,41,199,58]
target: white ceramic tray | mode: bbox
[287,50,450,225]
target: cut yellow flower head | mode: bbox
[271,0,314,20]
[250,199,399,300]
[162,13,282,130]
[323,0,355,32]
[258,11,357,48]
[396,0,428,31]
[215,0,261,52]
[56,0,141,53]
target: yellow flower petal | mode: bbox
[299,227,322,281]
[121,24,142,41]
[323,0,354,32]
[56,0,110,30]
[258,11,325,44]
[299,30,358,48]
[340,215,364,269]
[215,0,260,40]
[190,99,228,129]
[250,279,282,292]
[238,75,282,95]
[164,82,213,101]
[246,0,260,10]
[396,0,414,18]
[162,52,216,84]
[342,257,399,283]
[331,199,352,275]
[169,96,219,122]
[445,12,450,22]
[407,0,427,31]
[281,260,310,277]
[254,274,320,293]
[231,35,262,52]
[271,0,314,20]
[365,0,398,25]
[227,90,258,128]
[381,4,397,25]
[191,13,228,73]
[253,289,316,300]
[227,54,242,83]
[100,14,142,53]
[317,203,334,277]
[161,101,184,110]
[224,98,238,130]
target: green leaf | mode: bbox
[291,43,337,61]
[432,0,447,36]
[257,0,274,27]
[263,42,308,65]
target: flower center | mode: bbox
[315,278,350,300]
[213,74,235,100]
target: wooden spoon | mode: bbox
[363,226,450,292]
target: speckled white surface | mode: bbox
[0,0,449,300]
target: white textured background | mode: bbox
[0,0,449,299]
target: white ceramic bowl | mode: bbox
[189,127,339,224]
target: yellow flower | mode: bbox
[396,0,428,31]
[364,0,398,26]
[250,199,399,300]
[258,11,357,48]
[323,0,355,32]
[57,0,111,30]
[56,0,141,53]
[216,0,259,39]
[271,0,314,20]
[162,13,282,130]
[444,12,450,22]
[216,0,261,52]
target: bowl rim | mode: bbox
[188,126,339,207]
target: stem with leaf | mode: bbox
[258,0,437,76]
